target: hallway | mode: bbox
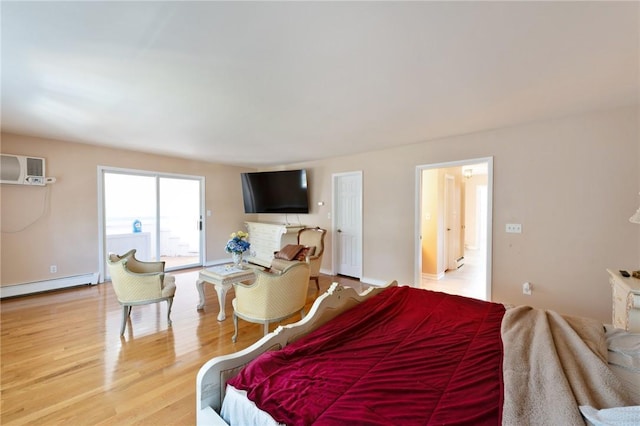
[420,248,486,300]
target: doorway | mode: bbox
[98,167,205,281]
[415,158,493,300]
[332,171,363,279]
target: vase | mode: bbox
[232,252,244,268]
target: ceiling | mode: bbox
[2,2,638,167]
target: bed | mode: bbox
[196,282,640,425]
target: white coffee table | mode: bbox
[196,265,256,321]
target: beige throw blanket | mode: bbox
[501,306,632,425]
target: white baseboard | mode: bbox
[322,268,389,287]
[360,276,390,287]
[0,273,100,298]
[422,272,445,280]
[319,267,333,276]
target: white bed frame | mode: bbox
[196,281,398,425]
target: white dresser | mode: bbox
[608,269,640,332]
[245,222,305,267]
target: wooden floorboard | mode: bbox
[0,269,366,425]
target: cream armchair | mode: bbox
[231,262,310,342]
[271,227,327,290]
[107,249,176,336]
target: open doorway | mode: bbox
[415,158,493,300]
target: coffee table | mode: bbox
[196,265,256,321]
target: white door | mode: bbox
[158,176,202,269]
[444,174,459,271]
[476,185,488,250]
[333,171,362,278]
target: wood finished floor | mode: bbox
[1,270,366,425]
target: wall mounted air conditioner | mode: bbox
[0,154,46,185]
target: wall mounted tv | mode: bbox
[241,169,309,214]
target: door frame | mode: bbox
[414,157,493,300]
[331,171,363,278]
[97,165,206,282]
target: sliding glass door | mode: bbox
[158,176,202,268]
[100,167,204,280]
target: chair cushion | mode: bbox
[161,274,177,298]
[295,246,316,261]
[270,258,297,273]
[275,244,305,261]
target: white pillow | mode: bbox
[605,325,640,404]
[579,405,640,426]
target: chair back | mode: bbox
[298,227,326,258]
[235,262,310,320]
[107,253,164,303]
[126,255,165,274]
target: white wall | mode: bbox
[2,106,638,323]
[0,134,255,287]
[283,106,639,323]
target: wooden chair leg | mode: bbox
[312,276,319,290]
[120,305,131,336]
[232,313,239,343]
[166,298,173,326]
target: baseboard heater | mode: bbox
[0,273,100,298]
[455,256,465,269]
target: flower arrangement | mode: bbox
[225,231,250,254]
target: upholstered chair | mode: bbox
[107,249,176,336]
[271,227,327,290]
[231,262,310,342]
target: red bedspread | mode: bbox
[228,286,506,425]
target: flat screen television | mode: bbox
[241,169,309,214]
